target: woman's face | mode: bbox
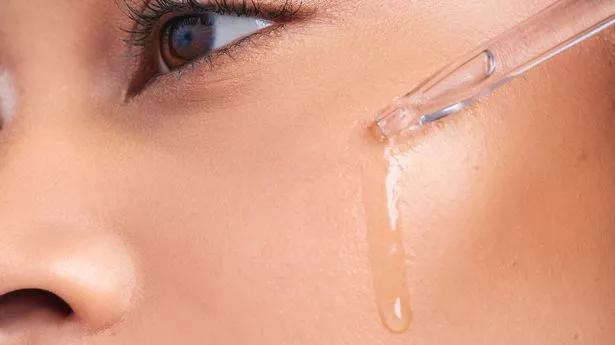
[0,0,614,344]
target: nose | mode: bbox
[0,116,137,338]
[0,225,136,332]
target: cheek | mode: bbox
[392,51,615,341]
[110,104,385,342]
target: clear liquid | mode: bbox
[363,142,411,333]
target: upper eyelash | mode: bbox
[121,0,305,47]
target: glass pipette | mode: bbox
[375,0,615,139]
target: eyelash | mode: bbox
[124,0,302,46]
[121,0,305,94]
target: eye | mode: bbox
[158,13,273,72]
[122,0,311,96]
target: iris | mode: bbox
[163,14,215,65]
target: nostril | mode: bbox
[0,231,136,332]
[0,289,73,327]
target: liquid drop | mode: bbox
[363,141,411,333]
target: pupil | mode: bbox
[178,31,193,48]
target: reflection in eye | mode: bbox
[159,13,273,72]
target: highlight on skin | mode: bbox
[0,70,16,125]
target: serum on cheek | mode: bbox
[362,141,412,333]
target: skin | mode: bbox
[0,0,614,343]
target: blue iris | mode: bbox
[164,14,215,62]
[173,26,194,49]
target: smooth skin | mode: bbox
[0,0,614,344]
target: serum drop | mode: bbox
[363,141,411,333]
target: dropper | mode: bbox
[375,0,615,139]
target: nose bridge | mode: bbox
[0,106,100,214]
[0,105,137,332]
